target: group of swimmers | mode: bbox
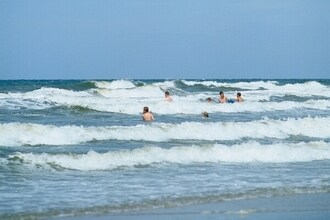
[142,91,243,121]
[208,91,244,103]
[142,91,173,121]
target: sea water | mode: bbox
[0,79,329,219]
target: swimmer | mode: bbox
[218,91,228,103]
[235,92,244,102]
[202,111,209,118]
[142,106,154,121]
[164,91,173,102]
[206,97,213,102]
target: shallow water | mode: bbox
[0,79,329,219]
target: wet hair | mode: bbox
[219,91,224,95]
[143,106,149,113]
[206,97,212,102]
[237,92,241,97]
[202,111,209,117]
[165,91,170,96]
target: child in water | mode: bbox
[206,97,213,102]
[142,106,154,121]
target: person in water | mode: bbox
[235,92,244,102]
[202,111,209,117]
[206,97,213,102]
[218,91,228,103]
[142,106,154,121]
[164,91,173,102]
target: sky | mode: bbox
[0,0,329,79]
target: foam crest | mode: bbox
[0,87,92,110]
[9,141,330,170]
[1,80,329,113]
[181,80,330,97]
[0,84,329,114]
[181,80,279,90]
[265,81,330,97]
[149,99,330,115]
[94,85,164,98]
[1,117,329,146]
[152,81,176,88]
[92,80,137,89]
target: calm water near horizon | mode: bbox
[0,79,330,219]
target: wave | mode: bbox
[8,141,330,170]
[148,99,330,114]
[1,117,329,146]
[1,84,330,113]
[180,80,329,94]
[1,79,329,114]
[74,81,97,90]
[92,80,138,90]
[1,80,329,97]
[181,80,279,90]
[93,85,165,98]
[90,80,330,98]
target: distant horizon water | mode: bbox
[1,77,330,80]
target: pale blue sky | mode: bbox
[0,0,329,79]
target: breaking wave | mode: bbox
[92,80,138,90]
[181,80,330,94]
[0,86,329,114]
[181,80,279,90]
[1,117,329,146]
[8,141,330,170]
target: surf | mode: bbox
[1,117,329,147]
[8,141,330,171]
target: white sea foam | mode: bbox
[181,80,279,90]
[93,85,164,98]
[1,85,329,114]
[257,81,330,98]
[9,141,330,170]
[93,80,137,89]
[181,80,330,97]
[152,80,176,89]
[149,99,330,115]
[1,117,329,147]
[1,79,329,113]
[0,87,93,107]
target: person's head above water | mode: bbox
[206,97,212,102]
[142,106,154,121]
[219,91,226,99]
[164,91,173,102]
[236,92,244,102]
[202,111,209,117]
[143,106,149,113]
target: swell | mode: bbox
[1,117,329,146]
[7,141,330,171]
[1,86,329,114]
[0,79,329,115]
[174,80,247,92]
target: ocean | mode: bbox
[0,79,329,219]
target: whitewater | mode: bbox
[0,79,329,219]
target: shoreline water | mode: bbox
[52,193,330,220]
